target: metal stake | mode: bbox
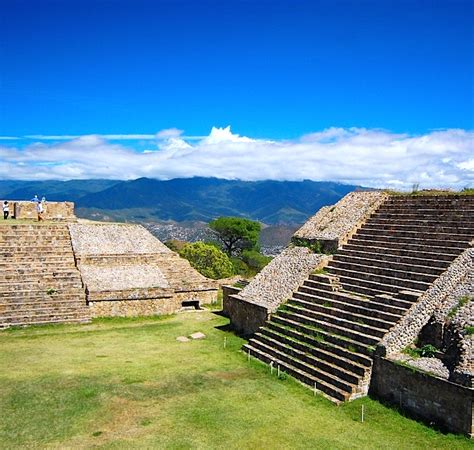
[277,365,280,377]
[270,361,274,375]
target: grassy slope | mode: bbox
[0,313,470,449]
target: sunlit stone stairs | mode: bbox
[0,224,90,327]
[244,195,474,403]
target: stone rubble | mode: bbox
[237,246,327,311]
[79,264,169,291]
[189,332,206,340]
[393,353,450,379]
[69,222,172,255]
[293,191,388,243]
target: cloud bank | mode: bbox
[1,126,472,189]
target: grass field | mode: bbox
[0,311,470,449]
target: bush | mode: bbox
[241,250,272,272]
[179,242,234,279]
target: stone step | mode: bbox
[0,254,75,263]
[285,303,390,338]
[242,343,349,403]
[254,331,363,384]
[341,242,460,260]
[385,195,474,204]
[0,316,91,329]
[327,260,440,283]
[357,225,474,247]
[362,221,474,235]
[271,315,374,356]
[0,293,85,305]
[336,248,451,269]
[371,210,474,221]
[294,290,402,323]
[279,308,383,345]
[0,262,77,272]
[0,311,90,327]
[303,279,412,312]
[266,320,373,367]
[0,283,84,296]
[355,229,472,245]
[0,244,72,252]
[348,237,466,254]
[326,266,432,292]
[364,217,474,228]
[289,295,397,330]
[0,270,81,282]
[0,304,88,316]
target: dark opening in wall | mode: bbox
[181,300,201,310]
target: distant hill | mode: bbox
[0,177,361,224]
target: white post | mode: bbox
[248,350,250,362]
[223,337,227,349]
[270,361,274,375]
[277,365,280,377]
[314,382,317,396]
[361,405,364,422]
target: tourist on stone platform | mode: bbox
[31,194,40,203]
[3,201,9,220]
[36,201,44,221]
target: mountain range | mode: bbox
[0,178,360,224]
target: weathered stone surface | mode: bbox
[293,191,388,247]
[69,222,172,255]
[237,247,327,312]
[79,264,169,291]
[176,336,190,342]
[189,332,206,340]
[378,247,474,357]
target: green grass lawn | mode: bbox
[0,312,470,449]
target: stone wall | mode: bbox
[293,191,388,252]
[227,247,327,335]
[378,248,474,357]
[8,201,76,221]
[370,356,473,437]
[225,294,270,337]
[222,285,242,317]
[89,289,216,318]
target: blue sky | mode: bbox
[0,0,473,186]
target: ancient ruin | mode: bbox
[225,192,473,436]
[0,202,217,327]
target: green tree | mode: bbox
[179,242,234,279]
[209,217,261,256]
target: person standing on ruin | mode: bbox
[2,201,9,220]
[36,201,44,221]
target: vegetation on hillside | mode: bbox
[178,242,234,279]
[209,217,261,256]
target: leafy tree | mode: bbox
[209,217,261,256]
[179,242,234,279]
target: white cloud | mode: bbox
[1,126,473,189]
[155,128,183,139]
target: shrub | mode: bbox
[179,242,234,279]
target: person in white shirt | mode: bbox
[3,201,9,220]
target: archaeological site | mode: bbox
[1,193,473,437]
[225,192,473,436]
[0,201,218,326]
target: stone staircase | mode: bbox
[0,224,90,327]
[244,195,474,403]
